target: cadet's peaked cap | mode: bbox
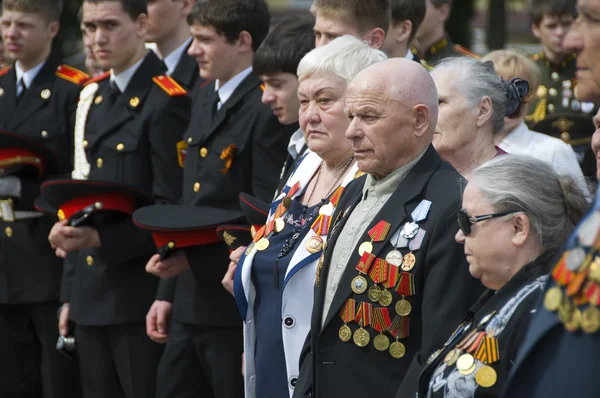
[217,224,253,251]
[0,130,58,178]
[239,192,269,227]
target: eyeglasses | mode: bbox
[457,208,519,236]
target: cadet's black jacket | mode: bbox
[293,146,486,398]
[169,45,200,95]
[0,55,83,304]
[62,51,190,325]
[161,72,296,327]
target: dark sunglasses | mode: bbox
[457,208,518,236]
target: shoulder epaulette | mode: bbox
[56,64,90,85]
[83,71,110,87]
[152,75,187,96]
[453,44,479,59]
[0,65,12,77]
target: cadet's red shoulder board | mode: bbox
[56,64,90,85]
[0,65,12,77]
[453,44,479,59]
[83,71,110,87]
[152,75,187,96]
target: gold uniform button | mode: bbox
[561,132,571,142]
[41,130,48,138]
[200,147,208,158]
[96,158,103,168]
[548,88,558,97]
[187,137,192,143]
[83,140,88,148]
[86,255,94,266]
[116,143,124,151]
[193,182,201,192]
[5,227,13,238]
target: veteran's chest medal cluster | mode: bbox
[544,208,600,334]
[339,200,432,359]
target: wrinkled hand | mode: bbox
[58,303,71,337]
[146,300,172,344]
[49,220,101,254]
[222,246,245,295]
[145,250,190,279]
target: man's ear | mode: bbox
[237,30,253,53]
[413,104,430,137]
[136,13,149,37]
[531,23,541,40]
[365,27,386,49]
[48,20,60,40]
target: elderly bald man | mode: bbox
[292,58,485,398]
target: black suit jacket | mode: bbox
[162,72,296,327]
[169,43,200,95]
[62,51,190,325]
[0,56,83,304]
[293,146,485,398]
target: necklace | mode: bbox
[305,157,354,207]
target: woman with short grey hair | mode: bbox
[430,57,528,179]
[415,154,587,398]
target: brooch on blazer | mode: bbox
[176,141,187,168]
[220,144,236,174]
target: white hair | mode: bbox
[297,35,388,83]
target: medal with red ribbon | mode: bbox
[395,272,415,296]
[352,252,375,295]
[385,263,400,289]
[338,298,356,342]
[372,307,393,351]
[355,252,376,274]
[358,220,392,256]
[355,301,373,327]
[388,315,410,340]
[368,258,388,284]
[311,186,346,236]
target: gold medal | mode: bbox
[373,334,390,351]
[444,348,461,366]
[558,297,574,324]
[351,275,368,294]
[565,308,582,332]
[353,327,370,347]
[306,236,324,254]
[358,241,373,256]
[339,324,352,342]
[385,250,403,267]
[368,285,382,302]
[255,237,270,251]
[581,306,600,334]
[245,242,255,255]
[282,197,292,209]
[389,341,406,358]
[460,363,477,375]
[475,365,497,388]
[456,353,474,372]
[379,289,393,307]
[401,252,416,271]
[395,298,412,316]
[274,218,285,233]
[544,286,563,311]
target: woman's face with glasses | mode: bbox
[455,182,522,290]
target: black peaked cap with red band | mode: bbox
[0,129,59,179]
[239,192,269,234]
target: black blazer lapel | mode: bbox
[0,67,17,129]
[321,145,442,329]
[207,72,261,138]
[171,44,199,90]
[10,56,60,129]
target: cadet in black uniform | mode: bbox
[0,0,86,396]
[47,0,191,396]
[143,1,297,397]
[382,0,427,62]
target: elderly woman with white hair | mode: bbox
[430,57,528,179]
[415,155,587,398]
[231,35,386,398]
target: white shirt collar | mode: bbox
[163,37,192,76]
[287,128,306,159]
[110,53,147,92]
[15,60,46,89]
[404,50,414,60]
[499,121,529,149]
[214,66,253,109]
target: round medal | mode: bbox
[306,236,323,254]
[389,341,406,359]
[385,250,403,267]
[401,222,419,239]
[353,327,370,347]
[395,298,412,316]
[274,218,285,233]
[551,72,560,81]
[367,285,382,302]
[351,275,368,294]
[558,298,574,324]
[565,308,582,332]
[444,348,461,366]
[401,252,416,271]
[544,286,563,311]
[358,241,373,256]
[475,365,497,388]
[373,334,390,351]
[581,306,600,334]
[456,353,474,371]
[282,197,292,209]
[319,203,334,216]
[566,247,586,271]
[339,324,352,342]
[255,237,270,251]
[459,363,477,376]
[378,290,393,307]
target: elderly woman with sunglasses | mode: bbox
[414,155,587,398]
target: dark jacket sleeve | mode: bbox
[156,277,176,302]
[397,195,485,396]
[59,252,77,302]
[293,331,314,398]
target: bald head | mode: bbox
[345,58,438,178]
